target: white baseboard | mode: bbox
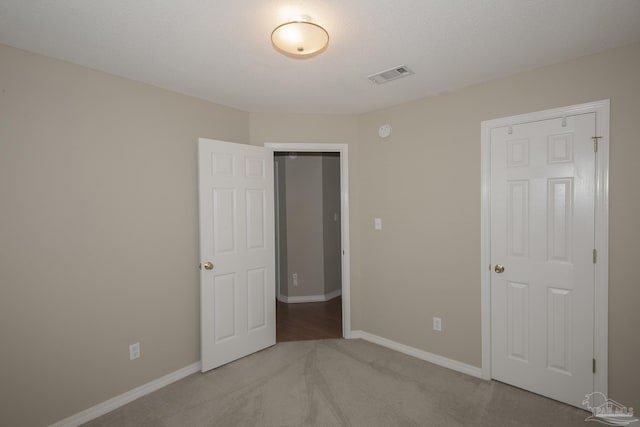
[51,331,480,426]
[277,288,342,304]
[50,362,201,427]
[349,330,483,379]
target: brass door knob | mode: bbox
[203,262,214,271]
[494,264,505,273]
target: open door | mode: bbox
[198,138,275,372]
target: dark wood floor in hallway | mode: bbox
[276,297,342,342]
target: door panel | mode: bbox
[547,287,572,374]
[247,267,267,331]
[246,189,266,249]
[507,180,529,257]
[213,273,236,342]
[506,281,529,362]
[213,188,236,254]
[491,114,595,407]
[199,138,275,372]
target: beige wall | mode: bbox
[275,152,343,299]
[275,153,342,297]
[0,44,249,426]
[284,154,325,297]
[356,43,640,410]
[2,40,640,426]
[322,154,342,295]
[274,155,289,297]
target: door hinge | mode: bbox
[592,136,602,153]
[593,249,597,264]
[593,358,596,373]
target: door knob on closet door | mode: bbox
[494,264,505,273]
[201,262,214,271]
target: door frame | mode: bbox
[265,143,352,338]
[480,100,610,395]
[273,159,282,300]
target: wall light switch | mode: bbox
[374,218,382,230]
[433,317,442,332]
[129,342,141,360]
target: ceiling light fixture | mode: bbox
[271,15,329,58]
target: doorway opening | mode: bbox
[265,143,352,342]
[274,152,342,342]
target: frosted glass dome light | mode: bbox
[271,16,329,58]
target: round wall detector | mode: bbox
[378,124,392,139]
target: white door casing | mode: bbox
[198,138,275,372]
[480,100,609,406]
[265,143,352,338]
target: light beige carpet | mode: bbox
[83,339,589,426]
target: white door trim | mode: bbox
[265,143,352,338]
[480,100,609,395]
[273,159,282,300]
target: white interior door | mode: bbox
[198,138,275,372]
[490,113,595,407]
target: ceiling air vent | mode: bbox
[368,65,414,84]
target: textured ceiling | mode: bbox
[1,0,640,114]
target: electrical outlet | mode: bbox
[433,317,442,332]
[374,218,382,230]
[129,342,140,360]
[292,273,298,287]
